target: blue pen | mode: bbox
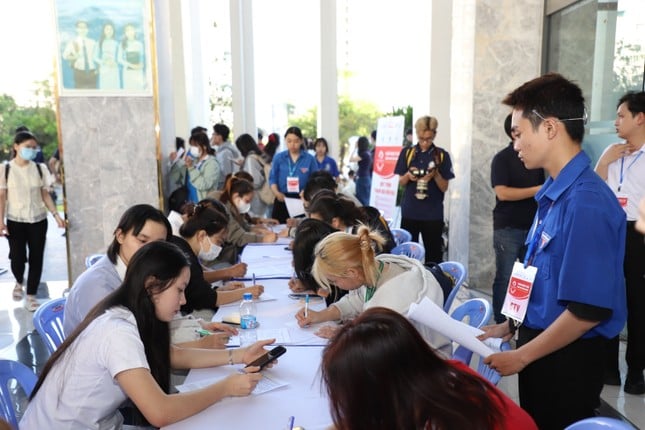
[287,416,295,430]
[252,273,256,285]
[304,294,309,318]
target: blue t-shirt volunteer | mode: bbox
[269,150,317,195]
[522,151,626,339]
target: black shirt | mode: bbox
[491,143,545,230]
[170,235,219,315]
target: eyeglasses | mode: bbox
[531,109,588,125]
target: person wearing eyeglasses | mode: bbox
[479,73,626,430]
[394,116,455,264]
[594,91,645,395]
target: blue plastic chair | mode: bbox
[390,228,412,246]
[439,261,468,312]
[85,253,105,268]
[0,359,37,429]
[390,241,425,262]
[477,341,512,385]
[450,298,493,365]
[33,297,66,355]
[564,417,636,429]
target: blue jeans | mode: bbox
[355,176,371,206]
[492,227,528,323]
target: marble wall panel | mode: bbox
[464,0,544,290]
[59,97,159,282]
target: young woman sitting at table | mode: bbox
[21,241,275,429]
[219,174,277,249]
[171,203,264,320]
[321,307,537,430]
[64,203,237,348]
[295,225,450,355]
[288,218,348,306]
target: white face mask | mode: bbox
[188,146,201,158]
[198,236,222,261]
[235,197,251,214]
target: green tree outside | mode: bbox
[0,79,58,162]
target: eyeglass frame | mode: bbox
[531,109,588,125]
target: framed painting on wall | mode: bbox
[54,0,153,95]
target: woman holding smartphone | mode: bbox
[21,241,274,428]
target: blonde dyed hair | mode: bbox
[415,116,438,135]
[312,224,385,291]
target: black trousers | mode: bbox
[625,223,645,372]
[271,193,300,224]
[605,223,645,375]
[400,218,444,264]
[518,326,605,430]
[7,218,48,295]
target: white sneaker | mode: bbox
[25,295,39,312]
[12,283,24,300]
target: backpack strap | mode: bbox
[405,147,415,168]
[5,162,43,182]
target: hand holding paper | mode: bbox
[407,297,503,358]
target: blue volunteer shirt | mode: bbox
[315,155,339,178]
[269,150,317,194]
[523,151,626,339]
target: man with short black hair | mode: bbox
[482,73,627,430]
[595,91,645,394]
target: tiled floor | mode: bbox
[0,215,643,428]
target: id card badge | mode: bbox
[616,192,628,210]
[286,176,300,193]
[501,261,538,324]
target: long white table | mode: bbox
[161,253,334,430]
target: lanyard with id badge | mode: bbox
[616,151,642,209]
[286,157,300,194]
[501,203,553,326]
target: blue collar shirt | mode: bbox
[524,151,626,338]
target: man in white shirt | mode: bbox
[595,91,645,395]
[62,20,98,89]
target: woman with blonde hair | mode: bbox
[295,225,450,354]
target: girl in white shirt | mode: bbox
[21,241,275,429]
[0,131,65,311]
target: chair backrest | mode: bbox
[389,228,412,246]
[0,359,37,429]
[85,253,104,268]
[439,261,468,312]
[33,297,66,355]
[390,241,425,262]
[449,298,493,366]
[477,341,511,385]
[564,417,636,430]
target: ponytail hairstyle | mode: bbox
[312,224,385,291]
[178,202,228,239]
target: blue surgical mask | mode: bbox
[19,147,37,161]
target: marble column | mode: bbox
[448,0,544,291]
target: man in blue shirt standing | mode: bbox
[481,73,627,430]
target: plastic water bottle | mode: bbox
[239,293,257,347]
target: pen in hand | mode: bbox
[304,294,309,318]
[286,415,295,430]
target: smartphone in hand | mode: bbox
[244,346,286,371]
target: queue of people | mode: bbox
[6,81,645,429]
